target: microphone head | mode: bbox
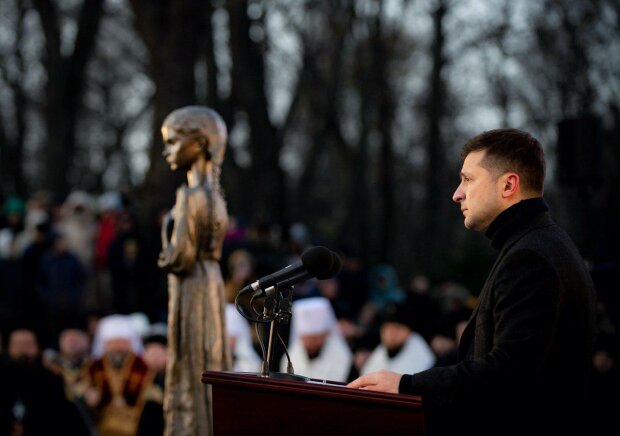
[316,251,342,279]
[300,246,334,278]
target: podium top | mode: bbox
[202,370,423,411]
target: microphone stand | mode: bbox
[261,319,278,377]
[259,284,306,381]
[260,286,277,377]
[234,281,308,381]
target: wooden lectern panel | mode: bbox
[202,371,425,436]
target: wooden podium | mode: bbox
[202,370,425,435]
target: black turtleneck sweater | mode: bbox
[484,197,549,250]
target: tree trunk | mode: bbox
[129,0,208,226]
[422,1,448,274]
[346,40,373,262]
[0,1,27,197]
[32,0,105,198]
[227,0,286,227]
[373,13,396,264]
[294,2,354,226]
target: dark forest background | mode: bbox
[1,0,619,293]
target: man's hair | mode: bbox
[461,128,545,193]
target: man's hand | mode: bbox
[346,370,402,394]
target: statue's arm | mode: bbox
[157,187,197,274]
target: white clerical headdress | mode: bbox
[92,314,144,358]
[290,297,340,341]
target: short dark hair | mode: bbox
[461,128,545,193]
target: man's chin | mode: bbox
[107,351,131,368]
[464,216,487,232]
[12,356,40,368]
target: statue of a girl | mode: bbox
[158,106,232,435]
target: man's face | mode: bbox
[103,338,133,355]
[8,330,39,363]
[161,125,202,171]
[143,342,167,373]
[452,150,504,232]
[59,329,90,362]
[301,332,329,359]
[380,322,411,351]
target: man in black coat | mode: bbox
[0,328,90,435]
[349,129,597,435]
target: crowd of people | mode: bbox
[0,189,618,434]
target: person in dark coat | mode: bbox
[37,231,86,337]
[0,328,89,435]
[348,129,597,436]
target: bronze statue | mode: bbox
[158,106,232,436]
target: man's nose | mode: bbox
[452,185,464,203]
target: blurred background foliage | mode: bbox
[1,0,619,292]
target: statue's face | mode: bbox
[161,125,202,171]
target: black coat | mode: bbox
[0,356,90,436]
[400,199,597,435]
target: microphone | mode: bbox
[275,250,342,287]
[239,246,341,297]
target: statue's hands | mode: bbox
[158,211,178,270]
[346,370,402,394]
[162,212,174,244]
[161,187,188,245]
[158,240,181,270]
[157,186,196,274]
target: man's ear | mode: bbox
[501,173,520,198]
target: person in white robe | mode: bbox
[361,303,435,375]
[225,303,263,373]
[281,297,352,383]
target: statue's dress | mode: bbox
[159,183,231,436]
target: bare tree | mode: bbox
[128,0,209,225]
[419,0,451,275]
[227,0,287,227]
[32,0,105,197]
[0,0,28,197]
[290,1,354,230]
[73,0,153,193]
